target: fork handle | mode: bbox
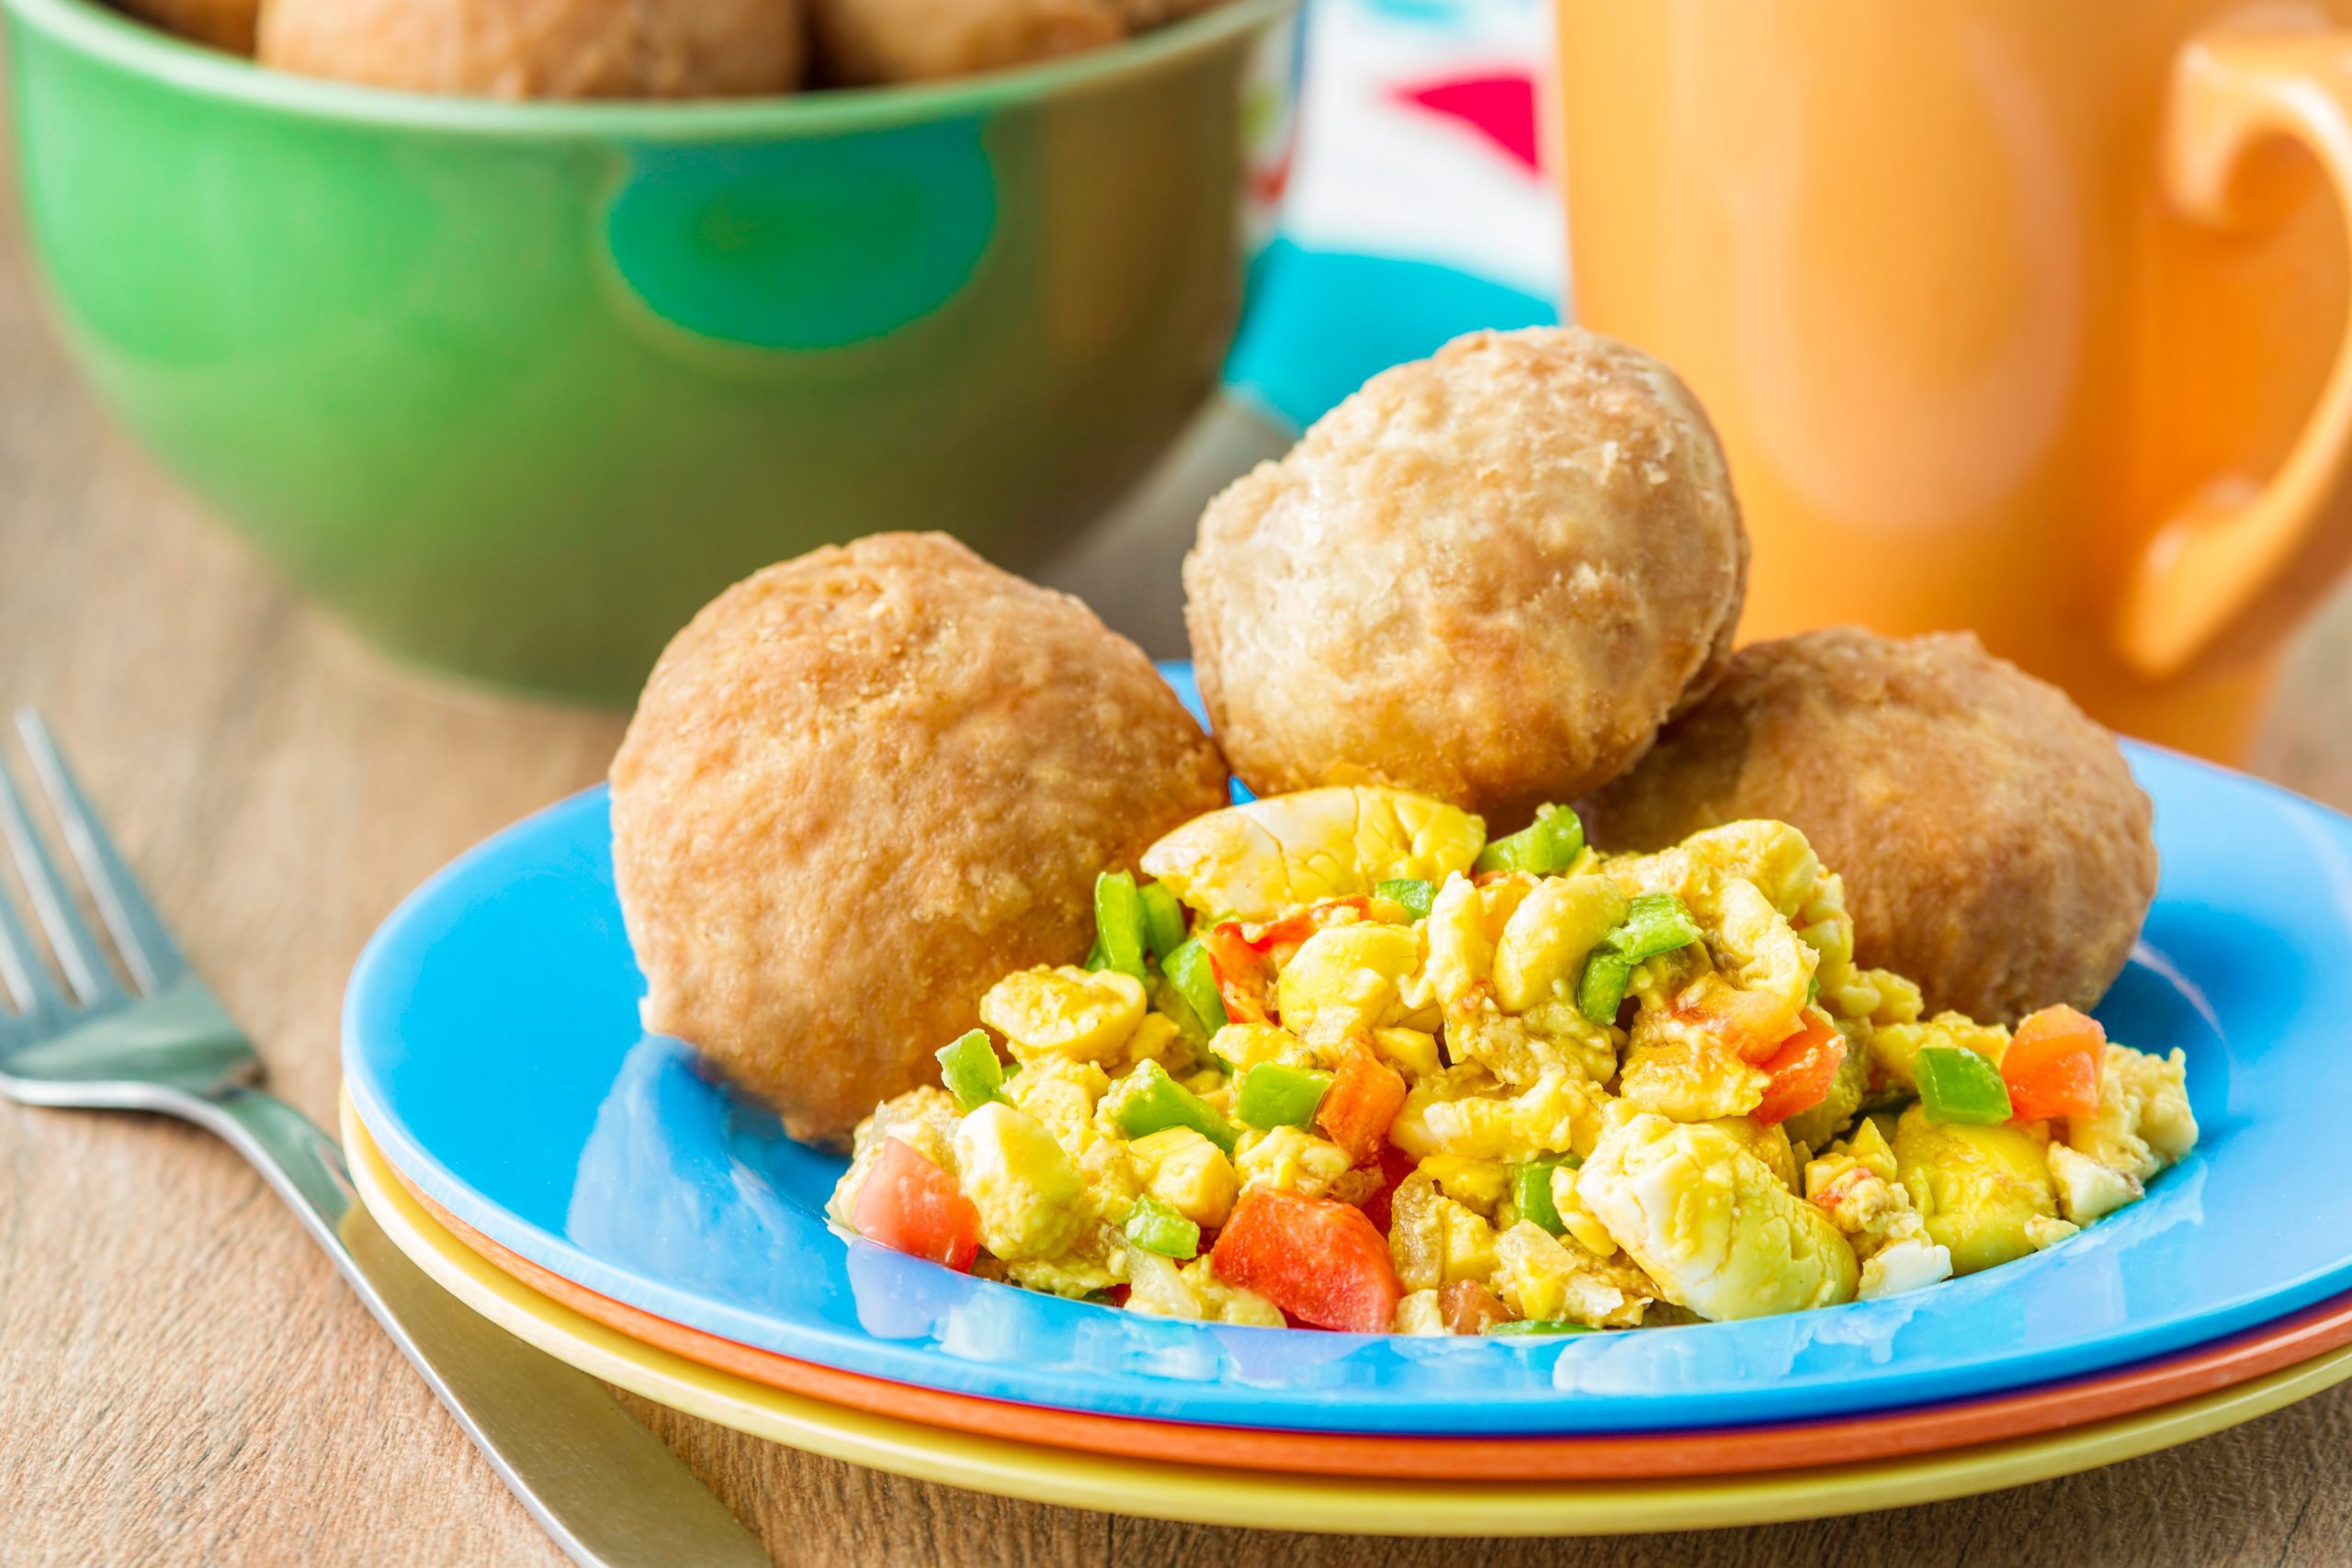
[187,1088,770,1568]
[196,1089,356,1241]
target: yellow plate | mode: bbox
[342,1096,2352,1535]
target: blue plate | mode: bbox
[345,665,2352,1436]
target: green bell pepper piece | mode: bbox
[1152,980,1210,1046]
[1374,878,1438,920]
[1485,1319,1597,1337]
[1104,1060,1238,1155]
[1916,1045,2015,1124]
[1576,950,1634,1025]
[935,1029,1007,1112]
[1162,936,1228,1036]
[1138,881,1188,962]
[1086,872,1149,982]
[1610,893,1703,963]
[1474,805,1585,875]
[1123,1196,1202,1259]
[1574,891,1703,1024]
[1232,1063,1332,1129]
[1510,1157,1579,1235]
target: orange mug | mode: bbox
[1556,0,2352,760]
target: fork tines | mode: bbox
[0,712,185,1022]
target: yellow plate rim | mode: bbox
[341,1093,2352,1536]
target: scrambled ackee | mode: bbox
[827,787,2198,1336]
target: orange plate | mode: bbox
[386,1154,2352,1482]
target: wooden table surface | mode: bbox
[8,121,2352,1568]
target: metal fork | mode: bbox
[0,712,768,1568]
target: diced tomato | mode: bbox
[1354,1144,1421,1233]
[1238,897,1371,953]
[1202,921,1274,1023]
[2003,1005,2106,1121]
[1754,1012,1846,1127]
[1208,900,1376,1022]
[1439,1280,1516,1336]
[1211,1188,1402,1333]
[1256,916,1318,951]
[1317,1042,1408,1165]
[1677,979,1803,1064]
[851,1138,983,1271]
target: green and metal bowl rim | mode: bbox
[0,0,1301,140]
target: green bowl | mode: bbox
[2,0,1299,701]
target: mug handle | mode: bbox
[2117,32,2352,680]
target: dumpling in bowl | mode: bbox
[116,0,262,52]
[257,0,805,97]
[805,0,1133,85]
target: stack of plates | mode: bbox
[340,667,2352,1535]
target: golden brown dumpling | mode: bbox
[257,0,804,97]
[118,0,262,53]
[807,0,1125,85]
[1582,627,2158,1024]
[1183,326,1748,832]
[611,533,1228,1145]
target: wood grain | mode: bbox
[7,89,2352,1568]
